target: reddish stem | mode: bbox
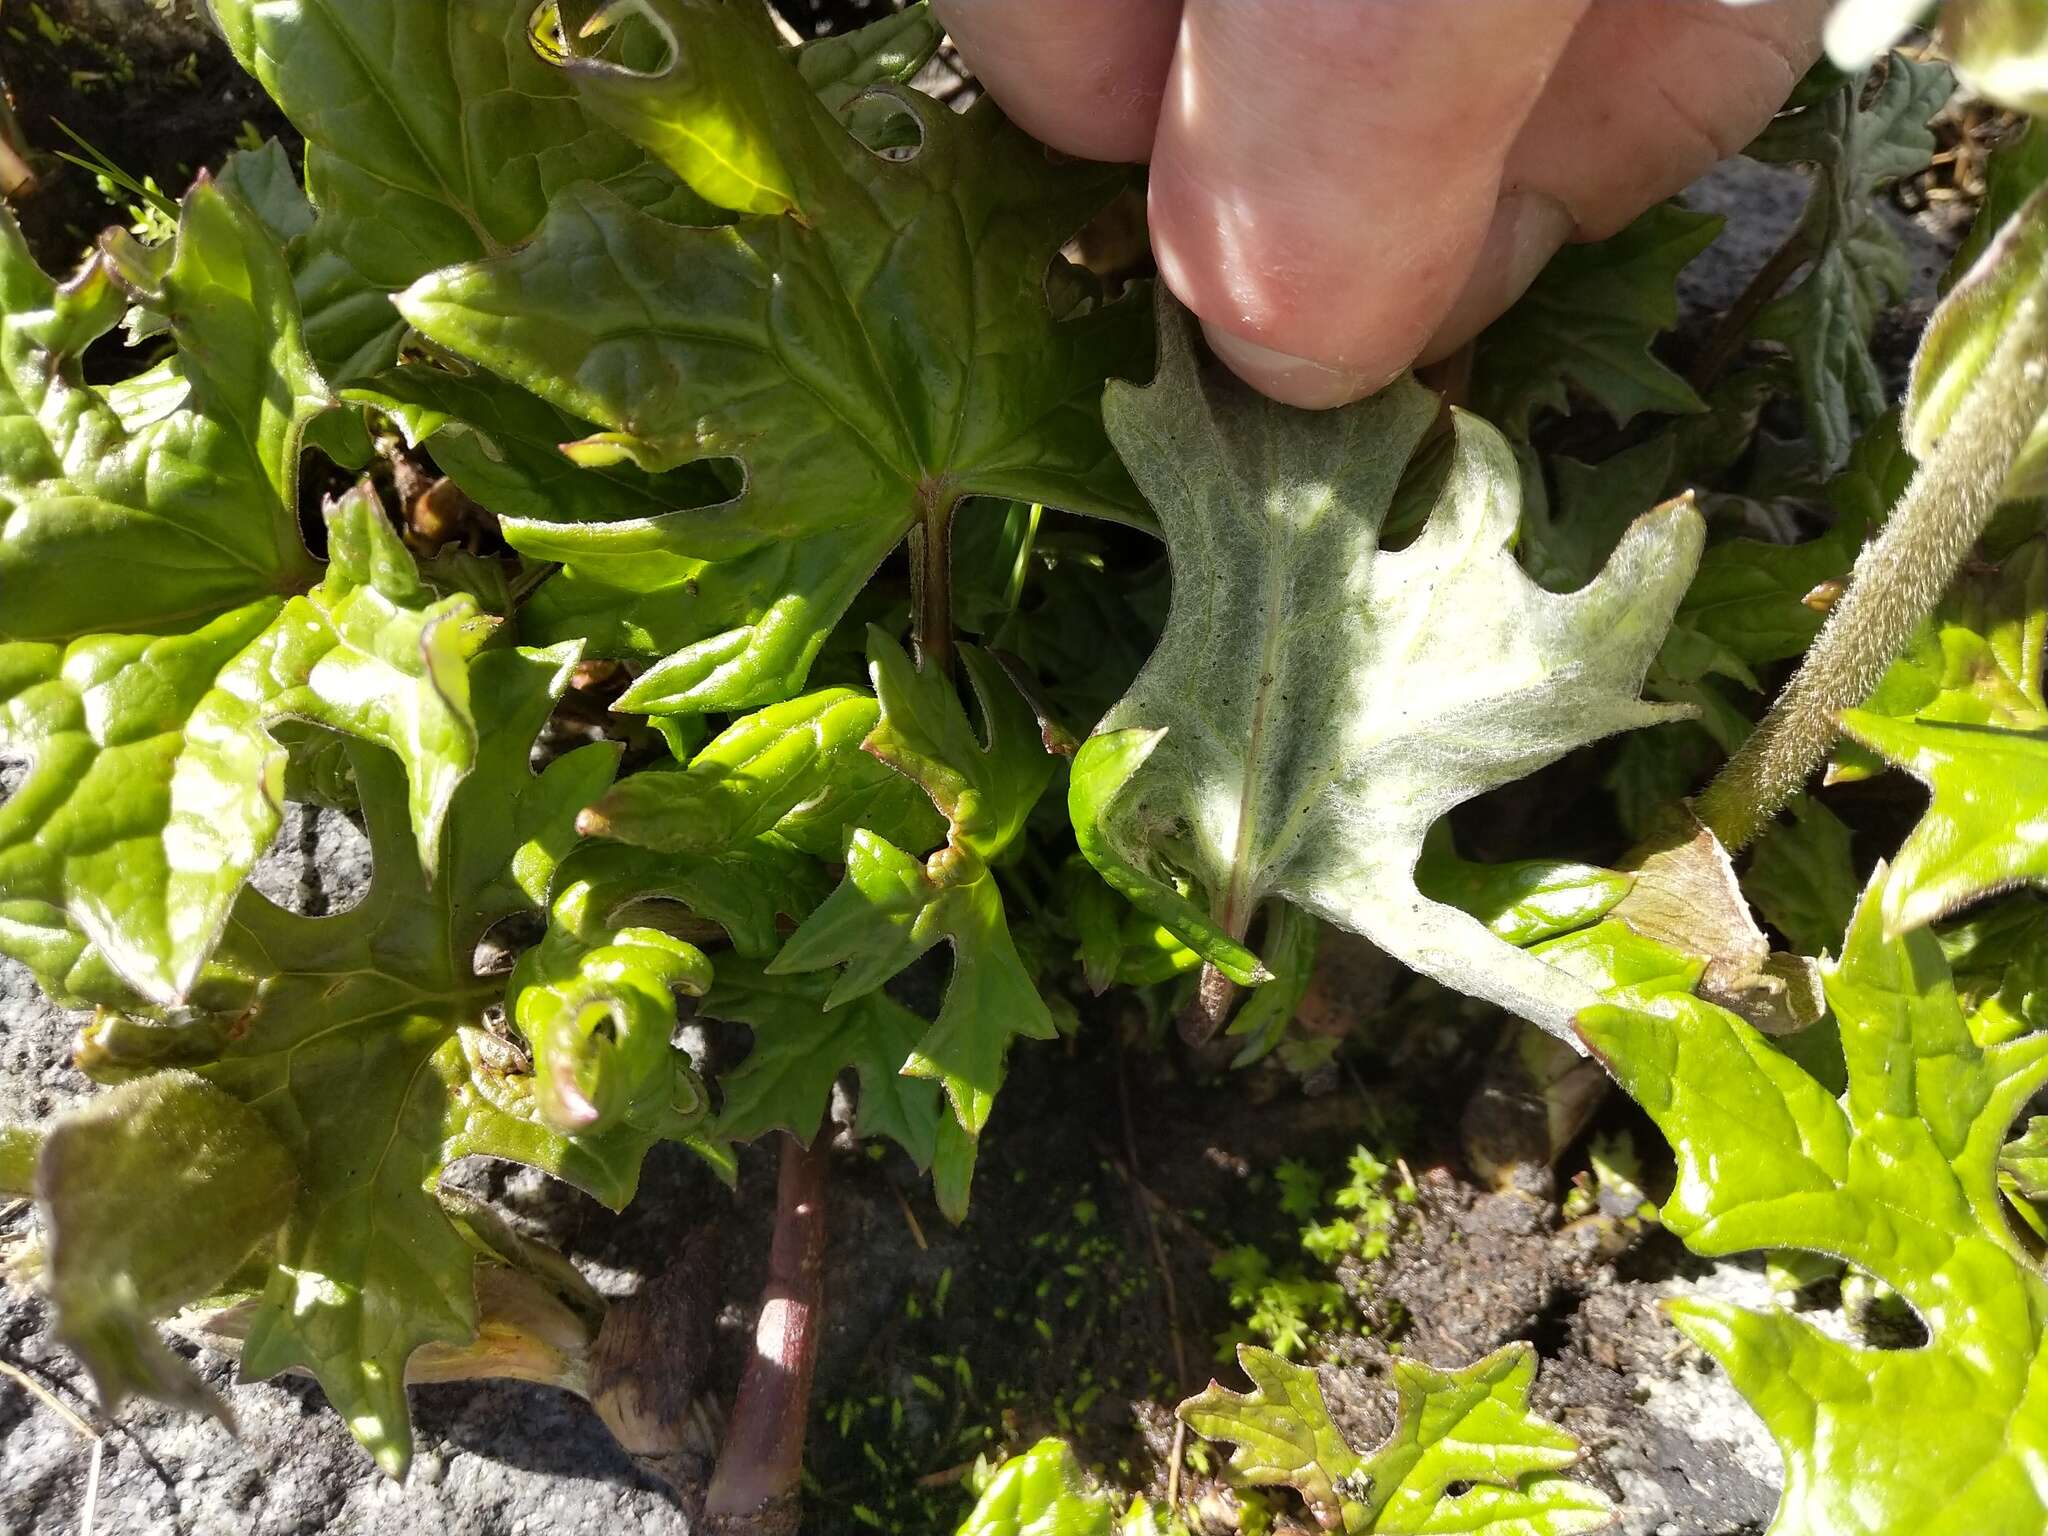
[704,1133,829,1535]
[909,484,958,678]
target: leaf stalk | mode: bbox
[909,485,959,677]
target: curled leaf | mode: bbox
[509,880,713,1136]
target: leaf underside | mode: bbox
[1076,292,1703,1039]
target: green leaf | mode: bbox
[2001,1115,2048,1201]
[398,0,1148,715]
[36,1071,296,1421]
[0,183,323,643]
[1516,436,1679,595]
[581,686,943,860]
[704,957,943,1171]
[1948,118,2048,284]
[0,1123,36,1195]
[1907,180,2048,500]
[508,877,712,1137]
[1830,535,2047,782]
[1839,709,2048,934]
[549,837,828,962]
[1076,293,1701,1040]
[1068,730,1268,988]
[954,1438,1118,1536]
[863,637,1053,862]
[1744,795,1860,956]
[1533,918,1705,1000]
[1746,53,1953,470]
[769,631,1057,1140]
[349,363,732,531]
[1414,827,1632,947]
[216,138,315,244]
[1223,902,1321,1069]
[1178,1343,1611,1534]
[209,0,710,379]
[1580,876,2048,1536]
[769,823,1049,1140]
[1473,202,1720,436]
[1940,895,2048,1045]
[1604,719,1724,842]
[1,483,490,1006]
[69,645,670,1477]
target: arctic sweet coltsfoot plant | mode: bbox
[9,0,2048,1530]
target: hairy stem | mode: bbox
[909,485,959,677]
[1696,278,2048,852]
[704,1133,829,1536]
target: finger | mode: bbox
[1148,0,1589,408]
[931,0,1182,163]
[1503,0,1830,241]
[1420,0,1826,362]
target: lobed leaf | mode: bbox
[1580,875,2048,1536]
[507,878,713,1138]
[581,685,943,860]
[1,481,490,1006]
[769,630,1058,1145]
[397,0,1148,716]
[1473,203,1720,437]
[1178,1343,1610,1534]
[1829,536,2045,782]
[208,0,711,378]
[1840,710,2048,936]
[0,182,322,643]
[1075,293,1701,1040]
[704,959,950,1182]
[1744,796,1860,957]
[1746,53,1952,470]
[68,644,687,1476]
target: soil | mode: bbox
[0,7,1971,1536]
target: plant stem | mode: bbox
[909,485,958,677]
[1177,963,1239,1047]
[1688,226,1817,396]
[704,1133,829,1536]
[1695,276,2048,852]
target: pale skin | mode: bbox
[932,0,1833,407]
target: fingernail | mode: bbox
[1422,190,1576,363]
[1200,322,1383,410]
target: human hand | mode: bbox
[932,0,1829,407]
